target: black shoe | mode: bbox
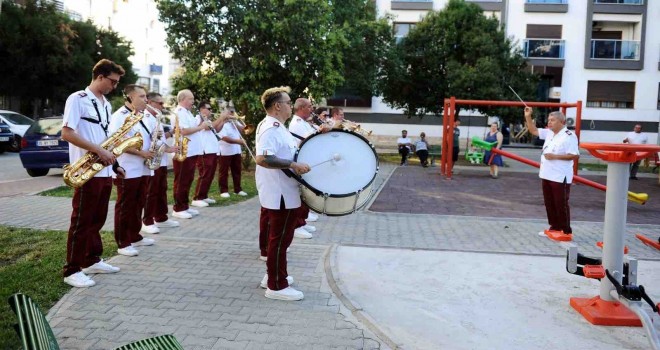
[630,176,638,180]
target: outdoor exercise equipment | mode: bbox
[471,137,649,205]
[568,142,660,350]
[636,234,660,251]
[440,97,583,179]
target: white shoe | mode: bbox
[287,247,290,253]
[294,227,312,239]
[117,246,139,257]
[237,191,247,196]
[203,198,216,204]
[220,192,230,198]
[259,255,267,262]
[306,212,319,222]
[303,225,316,233]
[64,271,95,288]
[82,259,120,274]
[172,211,193,219]
[187,208,200,216]
[140,224,160,234]
[265,286,304,301]
[191,200,209,207]
[260,273,294,289]
[156,219,180,228]
[133,237,155,246]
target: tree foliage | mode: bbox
[377,0,537,123]
[0,1,136,115]
[158,0,345,120]
[331,0,394,100]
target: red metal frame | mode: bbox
[440,98,582,179]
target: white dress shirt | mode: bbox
[109,106,153,179]
[174,106,203,157]
[538,127,580,184]
[255,116,301,209]
[62,87,113,177]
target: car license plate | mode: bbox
[37,140,59,147]
[0,137,8,141]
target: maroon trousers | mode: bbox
[295,203,309,229]
[542,178,572,234]
[259,206,269,258]
[143,166,169,225]
[194,154,217,200]
[218,154,243,194]
[114,176,148,248]
[263,199,298,291]
[63,177,112,277]
[173,155,198,212]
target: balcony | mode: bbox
[391,0,433,10]
[465,0,503,11]
[594,0,643,4]
[523,39,565,67]
[590,39,640,60]
[525,0,568,13]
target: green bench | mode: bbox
[8,293,184,350]
[428,145,442,166]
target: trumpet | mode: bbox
[227,112,255,135]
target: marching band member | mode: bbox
[256,86,310,301]
[288,98,328,238]
[191,101,225,207]
[329,107,344,126]
[141,92,180,233]
[109,84,156,257]
[61,59,124,288]
[172,89,205,219]
[218,111,248,198]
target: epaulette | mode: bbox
[78,92,87,97]
[120,108,130,114]
[273,122,280,127]
[565,130,572,135]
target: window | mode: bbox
[526,24,562,39]
[586,81,635,109]
[394,23,416,43]
[137,77,150,90]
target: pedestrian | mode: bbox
[523,107,579,236]
[60,59,125,287]
[255,86,310,301]
[623,124,648,180]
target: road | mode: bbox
[0,152,65,197]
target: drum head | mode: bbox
[295,130,378,196]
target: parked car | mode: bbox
[0,110,34,151]
[0,120,12,153]
[19,116,69,177]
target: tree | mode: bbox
[158,0,347,167]
[0,1,136,115]
[377,0,537,124]
[331,0,393,102]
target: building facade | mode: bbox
[353,0,659,144]
[62,0,179,96]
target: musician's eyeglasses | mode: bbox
[103,75,120,87]
[278,100,292,107]
[152,101,164,106]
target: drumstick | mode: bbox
[310,153,341,168]
[507,85,528,108]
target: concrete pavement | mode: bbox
[1,161,659,349]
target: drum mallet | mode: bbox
[310,153,341,168]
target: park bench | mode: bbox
[8,293,184,350]
[428,145,441,166]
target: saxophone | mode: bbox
[144,105,167,170]
[63,111,144,188]
[172,110,189,162]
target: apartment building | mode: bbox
[62,0,179,96]
[350,0,659,144]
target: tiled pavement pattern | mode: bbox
[1,163,659,349]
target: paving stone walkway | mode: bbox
[1,162,659,349]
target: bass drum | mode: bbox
[294,129,379,216]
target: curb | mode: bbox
[323,244,400,350]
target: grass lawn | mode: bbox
[578,162,657,174]
[0,226,117,349]
[39,167,257,206]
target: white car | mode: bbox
[0,110,34,151]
